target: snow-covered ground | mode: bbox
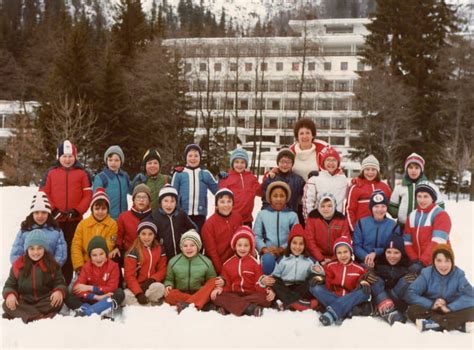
[0,186,473,349]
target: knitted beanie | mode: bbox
[30,192,52,214]
[276,148,295,165]
[230,226,256,252]
[432,243,455,268]
[158,185,178,203]
[132,184,152,201]
[320,146,341,169]
[215,188,234,206]
[137,220,158,236]
[369,190,388,211]
[56,140,77,160]
[415,180,437,202]
[142,148,162,165]
[404,153,425,172]
[287,224,306,245]
[230,148,249,167]
[24,229,50,252]
[184,144,202,159]
[317,192,337,213]
[384,233,406,256]
[361,155,380,172]
[333,236,353,256]
[87,236,109,256]
[180,229,202,251]
[91,188,110,208]
[104,145,125,165]
[266,181,292,204]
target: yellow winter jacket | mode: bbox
[71,214,118,270]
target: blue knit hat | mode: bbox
[104,145,125,166]
[24,229,50,252]
[369,190,388,211]
[384,233,406,255]
[230,148,249,168]
[415,180,437,202]
[184,144,202,159]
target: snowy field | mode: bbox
[0,186,473,349]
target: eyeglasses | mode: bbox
[135,195,149,201]
[278,160,293,165]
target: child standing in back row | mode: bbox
[171,144,218,232]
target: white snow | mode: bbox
[0,186,473,349]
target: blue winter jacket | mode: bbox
[254,208,299,252]
[353,216,401,262]
[93,168,132,220]
[406,265,474,312]
[261,171,305,212]
[171,167,218,217]
[272,254,323,285]
[10,224,67,266]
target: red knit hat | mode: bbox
[287,224,306,245]
[404,153,425,172]
[91,188,110,208]
[231,226,255,252]
[333,236,353,256]
[320,146,341,170]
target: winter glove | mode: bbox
[309,275,325,287]
[136,293,148,305]
[359,280,371,295]
[307,170,319,179]
[362,270,379,285]
[408,261,424,274]
[403,272,418,283]
[140,278,156,292]
[217,171,229,179]
[52,208,62,220]
[174,166,184,174]
[65,209,80,219]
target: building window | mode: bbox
[230,63,237,72]
[245,63,252,71]
[261,62,268,71]
[324,62,331,71]
[340,62,348,71]
[285,100,298,110]
[185,63,192,73]
[331,137,345,145]
[239,100,249,110]
[335,81,349,92]
[214,63,222,72]
[292,62,299,71]
[308,62,316,71]
[243,82,252,91]
[270,80,284,92]
[199,63,207,72]
[276,62,283,71]
[271,100,280,110]
[357,62,364,71]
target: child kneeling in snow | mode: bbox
[163,230,217,312]
[260,224,324,311]
[211,228,275,316]
[406,244,474,332]
[310,236,371,326]
[123,221,167,306]
[65,236,124,317]
[3,230,67,323]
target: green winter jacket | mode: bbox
[2,256,67,304]
[132,173,169,209]
[164,253,216,293]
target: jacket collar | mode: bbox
[308,209,345,220]
[85,214,113,227]
[416,202,437,213]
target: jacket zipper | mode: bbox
[192,169,196,215]
[117,174,123,213]
[65,168,69,211]
[375,226,380,251]
[238,258,244,293]
[240,173,244,189]
[294,257,298,284]
[415,212,424,256]
[341,265,347,296]
[326,221,331,255]
[147,247,152,278]
[169,215,177,256]
[277,212,280,247]
[187,258,191,292]
[32,264,38,302]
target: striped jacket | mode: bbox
[403,203,451,266]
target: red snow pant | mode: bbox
[165,278,216,310]
[213,291,271,316]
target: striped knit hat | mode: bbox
[158,185,178,203]
[415,180,437,202]
[404,153,425,172]
[180,229,202,250]
[361,155,380,172]
[91,188,110,208]
[56,140,77,160]
[333,236,353,256]
[137,220,158,235]
[231,226,256,252]
[215,188,234,206]
[30,192,52,214]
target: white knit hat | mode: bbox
[180,229,202,251]
[30,192,52,214]
[361,155,380,172]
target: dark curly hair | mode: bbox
[21,213,60,232]
[293,118,316,140]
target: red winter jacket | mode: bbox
[124,245,167,295]
[305,211,351,262]
[40,164,92,222]
[116,208,152,252]
[403,203,451,266]
[346,178,392,231]
[73,259,120,300]
[221,254,266,294]
[324,260,366,296]
[202,212,243,274]
[218,170,262,223]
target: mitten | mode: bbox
[66,209,80,219]
[136,293,148,305]
[309,275,325,287]
[363,270,379,284]
[52,208,62,220]
[217,171,229,179]
[140,278,155,292]
[403,272,418,283]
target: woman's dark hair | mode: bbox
[293,118,316,140]
[358,171,381,182]
[21,213,60,232]
[23,250,60,277]
[283,235,310,258]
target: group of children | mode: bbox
[3,139,473,333]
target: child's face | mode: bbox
[434,253,452,276]
[372,204,387,221]
[324,156,338,173]
[416,192,433,209]
[90,248,107,267]
[182,240,198,258]
[139,228,155,247]
[27,245,45,262]
[290,236,305,256]
[235,238,251,257]
[233,159,246,173]
[336,245,351,265]
[186,150,200,168]
[59,154,75,168]
[363,167,378,181]
[217,195,233,216]
[319,200,334,219]
[277,157,293,173]
[270,188,287,211]
[146,159,160,176]
[107,154,121,173]
[407,163,421,180]
[134,193,150,211]
[161,196,177,214]
[33,211,49,226]
[385,248,402,266]
[92,204,108,221]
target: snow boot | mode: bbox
[416,319,443,332]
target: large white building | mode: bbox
[164,18,369,174]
